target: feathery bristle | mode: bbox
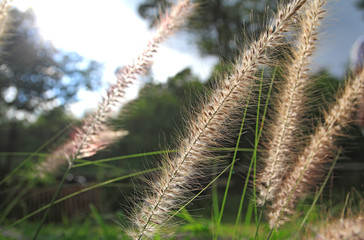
[71,0,194,163]
[129,0,308,238]
[0,0,10,44]
[268,67,364,228]
[257,0,325,206]
[0,0,10,26]
[35,0,194,177]
[313,215,364,240]
[36,128,128,178]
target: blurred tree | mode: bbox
[23,106,76,151]
[108,68,205,169]
[138,0,281,60]
[0,8,101,180]
[356,0,364,10]
[0,8,101,114]
[0,106,76,181]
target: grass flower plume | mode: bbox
[36,128,128,178]
[268,68,364,228]
[257,0,326,207]
[3,0,364,239]
[35,0,195,177]
[314,215,364,240]
[129,0,308,238]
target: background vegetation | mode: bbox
[1,0,363,239]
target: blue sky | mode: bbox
[14,0,217,116]
[13,0,364,117]
[313,0,364,76]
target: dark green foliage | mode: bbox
[302,70,364,192]
[2,2,364,237]
[109,68,205,167]
[138,0,282,60]
[0,106,76,180]
[357,0,364,11]
[22,106,75,151]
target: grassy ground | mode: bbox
[2,217,323,240]
[1,220,302,240]
[1,203,325,240]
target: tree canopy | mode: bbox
[0,8,101,114]
[112,68,205,158]
[357,0,364,10]
[138,0,281,60]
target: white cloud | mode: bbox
[68,89,101,118]
[12,0,217,118]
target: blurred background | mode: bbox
[1,0,364,238]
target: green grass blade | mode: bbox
[0,152,49,157]
[32,166,72,240]
[72,148,254,168]
[72,150,177,168]
[0,124,71,186]
[267,151,341,239]
[294,149,341,238]
[253,68,265,227]
[244,199,254,228]
[163,163,232,225]
[90,203,110,239]
[212,163,220,224]
[253,67,277,239]
[232,148,256,239]
[1,167,158,233]
[214,81,253,240]
[0,181,35,223]
[234,67,276,240]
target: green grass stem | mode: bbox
[0,124,71,186]
[214,80,254,240]
[1,167,157,233]
[295,149,341,238]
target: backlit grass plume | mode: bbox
[268,67,364,228]
[257,0,325,206]
[70,0,194,163]
[36,0,195,176]
[0,0,10,26]
[313,215,364,240]
[128,0,307,238]
[0,0,10,44]
[2,0,364,239]
[36,128,128,178]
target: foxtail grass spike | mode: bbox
[0,0,10,44]
[35,0,194,177]
[268,67,364,228]
[257,0,326,206]
[313,215,364,240]
[71,0,194,163]
[128,0,308,238]
[36,128,128,178]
